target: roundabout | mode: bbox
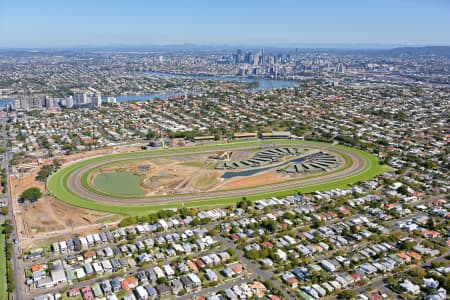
[47,140,386,215]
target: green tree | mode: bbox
[399,240,416,251]
[230,226,239,234]
[146,130,157,140]
[36,165,55,181]
[410,267,426,279]
[0,207,8,215]
[311,217,325,228]
[337,290,357,300]
[226,248,236,257]
[157,277,168,284]
[237,198,252,209]
[397,185,409,195]
[53,159,61,169]
[21,187,42,202]
[245,249,260,260]
[2,222,13,234]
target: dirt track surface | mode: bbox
[66,143,366,206]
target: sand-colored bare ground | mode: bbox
[229,150,255,161]
[57,145,143,165]
[19,196,119,249]
[214,170,287,191]
[11,149,133,249]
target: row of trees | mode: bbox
[118,208,198,227]
[117,206,219,231]
[0,167,7,194]
[2,220,15,292]
[146,122,311,141]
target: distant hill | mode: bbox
[1,45,450,57]
[388,46,450,57]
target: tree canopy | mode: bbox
[21,187,42,202]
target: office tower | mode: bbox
[44,96,59,108]
[91,93,102,108]
[73,92,88,107]
[244,52,253,64]
[234,49,242,64]
[64,96,74,108]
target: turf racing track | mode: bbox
[48,140,386,215]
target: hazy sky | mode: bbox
[1,0,449,48]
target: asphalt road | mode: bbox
[26,245,228,299]
[2,115,25,300]
[353,253,449,296]
[63,142,367,206]
[217,235,296,300]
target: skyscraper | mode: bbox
[73,89,101,108]
[73,92,88,106]
[234,49,242,64]
[91,93,102,108]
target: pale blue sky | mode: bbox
[0,0,449,48]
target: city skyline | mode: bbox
[1,0,450,48]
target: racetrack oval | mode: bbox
[47,140,384,215]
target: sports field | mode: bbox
[47,140,388,215]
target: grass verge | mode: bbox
[0,223,6,300]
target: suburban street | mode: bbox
[217,236,296,300]
[1,115,25,300]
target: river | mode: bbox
[1,73,299,106]
[108,73,298,103]
[142,71,298,91]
